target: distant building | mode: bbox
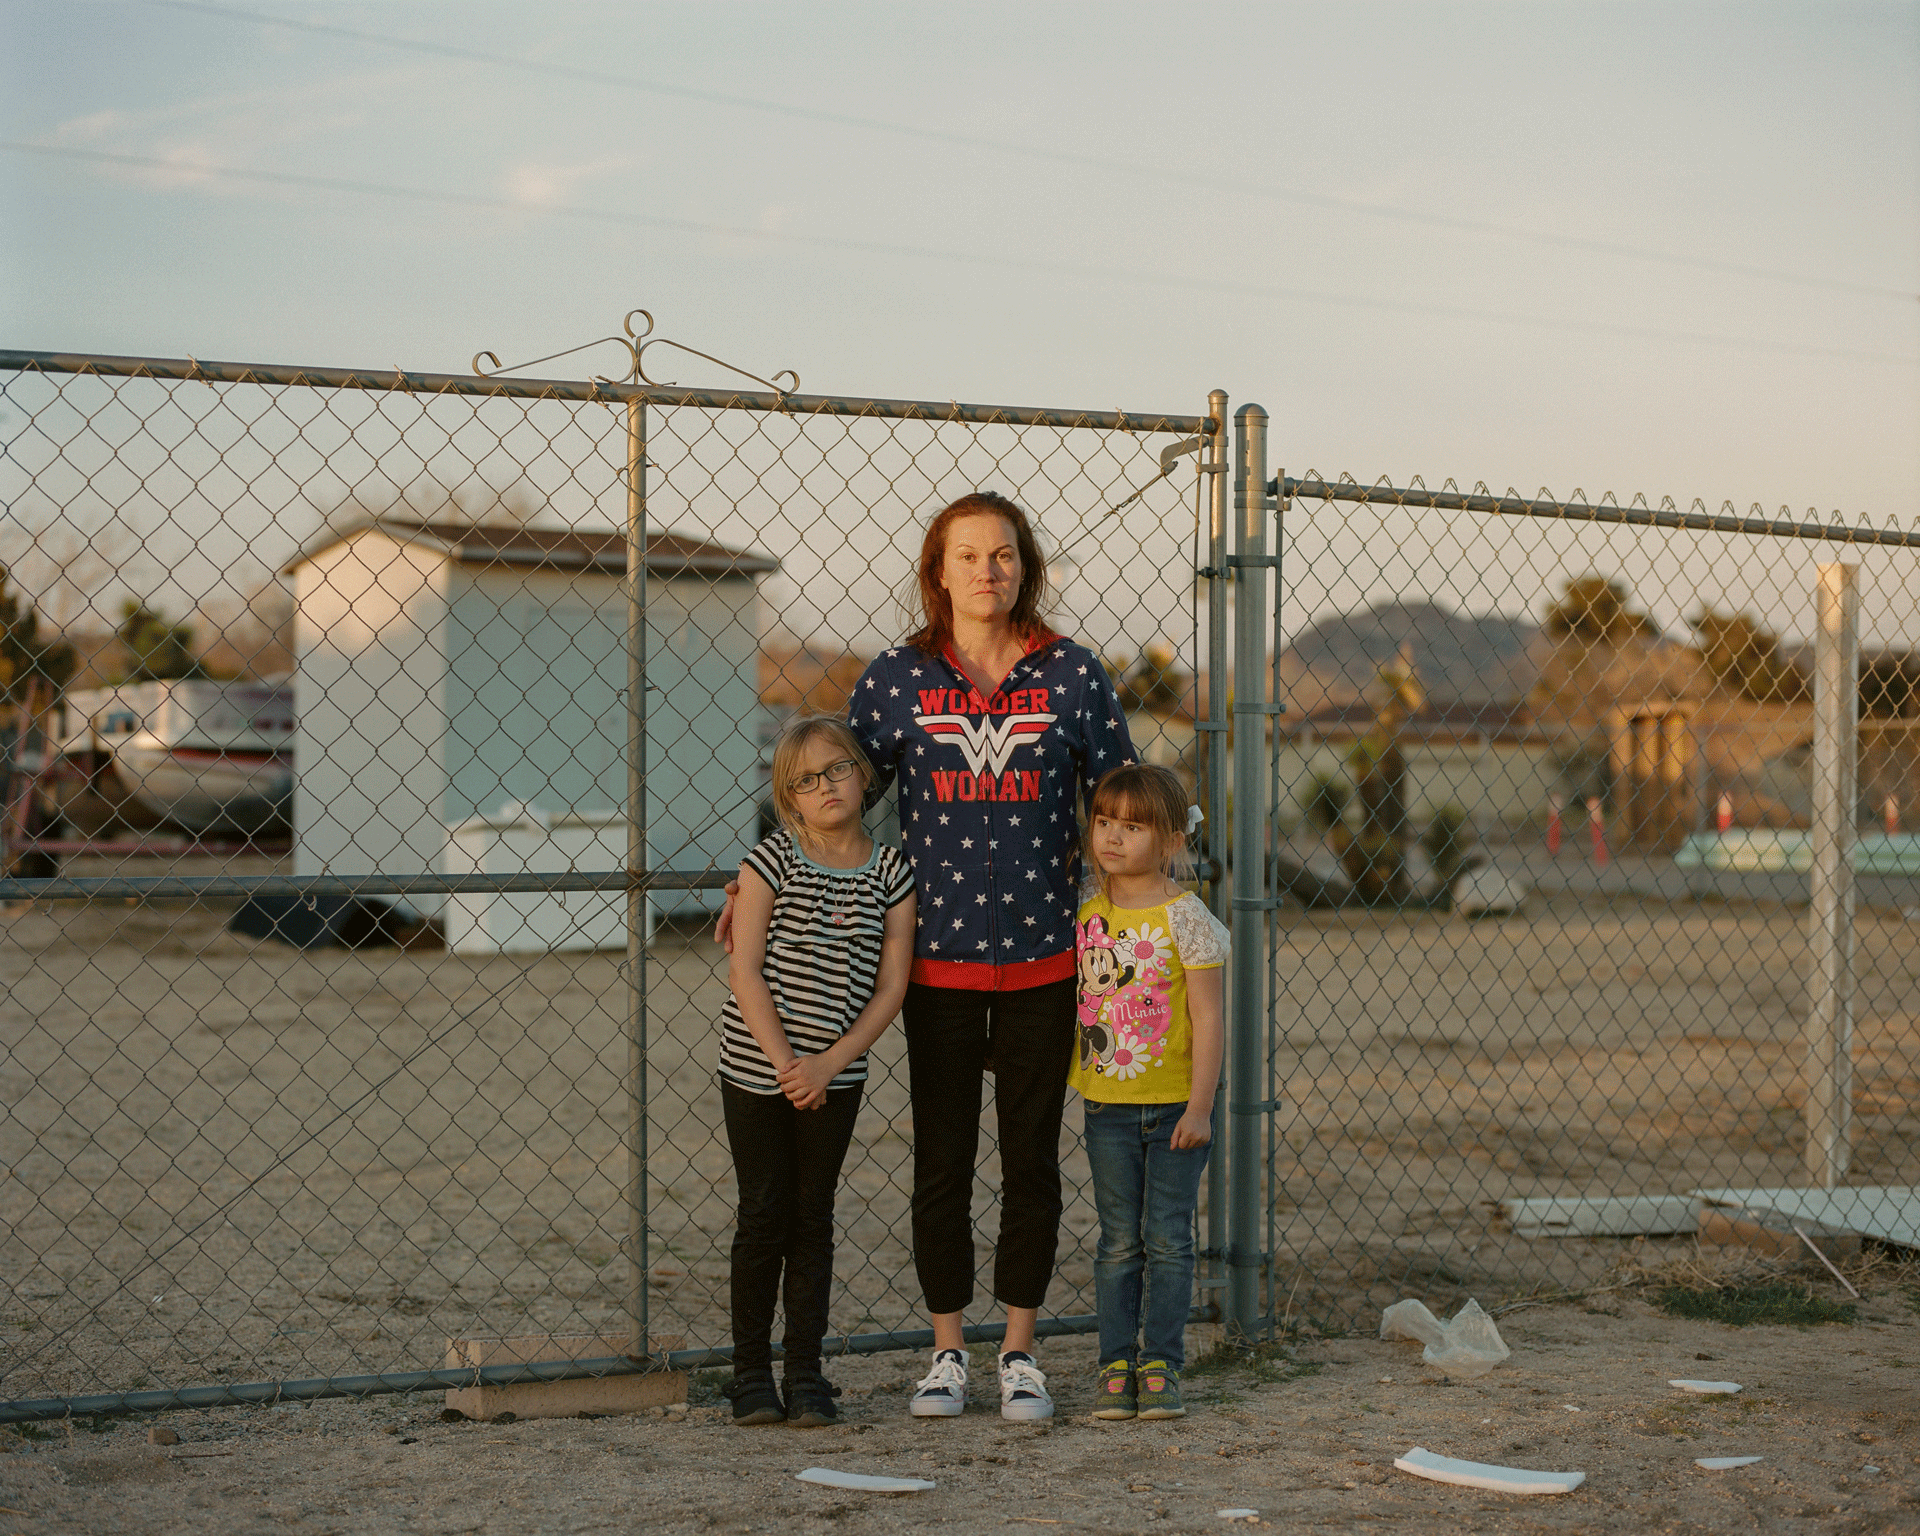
[1279,698,1561,834]
[285,517,776,921]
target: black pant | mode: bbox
[903,977,1077,1314]
[720,1077,863,1373]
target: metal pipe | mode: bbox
[1806,561,1858,1188]
[0,350,1208,435]
[1202,389,1230,1308]
[1277,476,1920,549]
[1227,403,1270,1343]
[5,1313,1204,1423]
[625,397,651,1359]
[1265,466,1286,1338]
[0,869,731,903]
[0,1362,661,1425]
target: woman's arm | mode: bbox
[848,657,902,808]
[725,866,796,1077]
[1172,964,1223,1150]
[777,890,917,1110]
[1076,644,1138,812]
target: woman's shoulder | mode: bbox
[1029,632,1097,669]
[860,644,934,679]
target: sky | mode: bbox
[3,0,1918,656]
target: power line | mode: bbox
[6,139,1915,369]
[144,0,1919,305]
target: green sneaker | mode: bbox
[1091,1359,1136,1420]
[1135,1360,1185,1419]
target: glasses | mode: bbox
[789,757,861,795]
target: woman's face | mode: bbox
[938,513,1023,629]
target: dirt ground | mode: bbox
[4,881,1920,1533]
[6,881,1920,1405]
[3,1262,1916,1536]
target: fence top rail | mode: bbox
[0,348,1215,435]
[1279,474,1920,549]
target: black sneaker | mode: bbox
[784,1367,841,1427]
[722,1368,785,1426]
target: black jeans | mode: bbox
[903,977,1077,1314]
[720,1077,863,1373]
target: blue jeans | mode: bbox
[1081,1099,1211,1371]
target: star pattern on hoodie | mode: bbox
[846,637,1138,974]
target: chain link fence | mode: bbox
[1229,442,1920,1337]
[0,344,1215,1420]
[3,350,1918,1424]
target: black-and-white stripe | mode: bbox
[719,829,916,1095]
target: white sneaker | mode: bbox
[909,1348,969,1416]
[998,1349,1053,1421]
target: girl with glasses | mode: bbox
[717,714,917,1426]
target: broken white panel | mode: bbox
[795,1468,935,1493]
[1694,1186,1920,1248]
[1500,1195,1698,1237]
[1393,1447,1585,1495]
[1670,1380,1741,1395]
[1695,1456,1763,1470]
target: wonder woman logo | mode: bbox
[918,712,1057,775]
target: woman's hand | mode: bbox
[712,879,741,952]
[777,1053,835,1111]
[1170,1105,1213,1151]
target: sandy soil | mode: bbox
[7,883,1919,1408]
[3,1270,1916,1536]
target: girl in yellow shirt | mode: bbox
[1071,764,1228,1420]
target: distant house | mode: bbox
[1279,699,1561,832]
[284,517,777,921]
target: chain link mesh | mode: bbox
[5,354,1917,1418]
[1257,473,1920,1334]
[0,354,1212,1415]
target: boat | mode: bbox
[56,680,294,837]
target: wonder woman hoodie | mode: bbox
[849,633,1136,991]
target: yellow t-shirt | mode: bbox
[1069,888,1229,1104]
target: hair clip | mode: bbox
[1186,804,1205,834]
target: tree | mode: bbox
[1861,655,1918,719]
[1543,575,1657,647]
[1103,641,1190,715]
[116,601,204,682]
[0,562,76,702]
[1690,608,1809,704]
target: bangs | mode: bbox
[1088,766,1185,840]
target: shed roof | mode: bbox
[284,516,778,578]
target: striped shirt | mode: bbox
[718,829,917,1095]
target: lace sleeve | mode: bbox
[1166,893,1229,970]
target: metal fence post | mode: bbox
[1806,560,1857,1189]
[1227,402,1269,1342]
[625,397,651,1355]
[1203,389,1230,1304]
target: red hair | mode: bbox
[903,492,1051,657]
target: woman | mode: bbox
[719,492,1135,1417]
[846,491,1135,1421]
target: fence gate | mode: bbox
[0,333,1219,1420]
[1222,406,1920,1339]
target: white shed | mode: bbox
[285,516,776,923]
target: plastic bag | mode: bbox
[1379,1297,1511,1378]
